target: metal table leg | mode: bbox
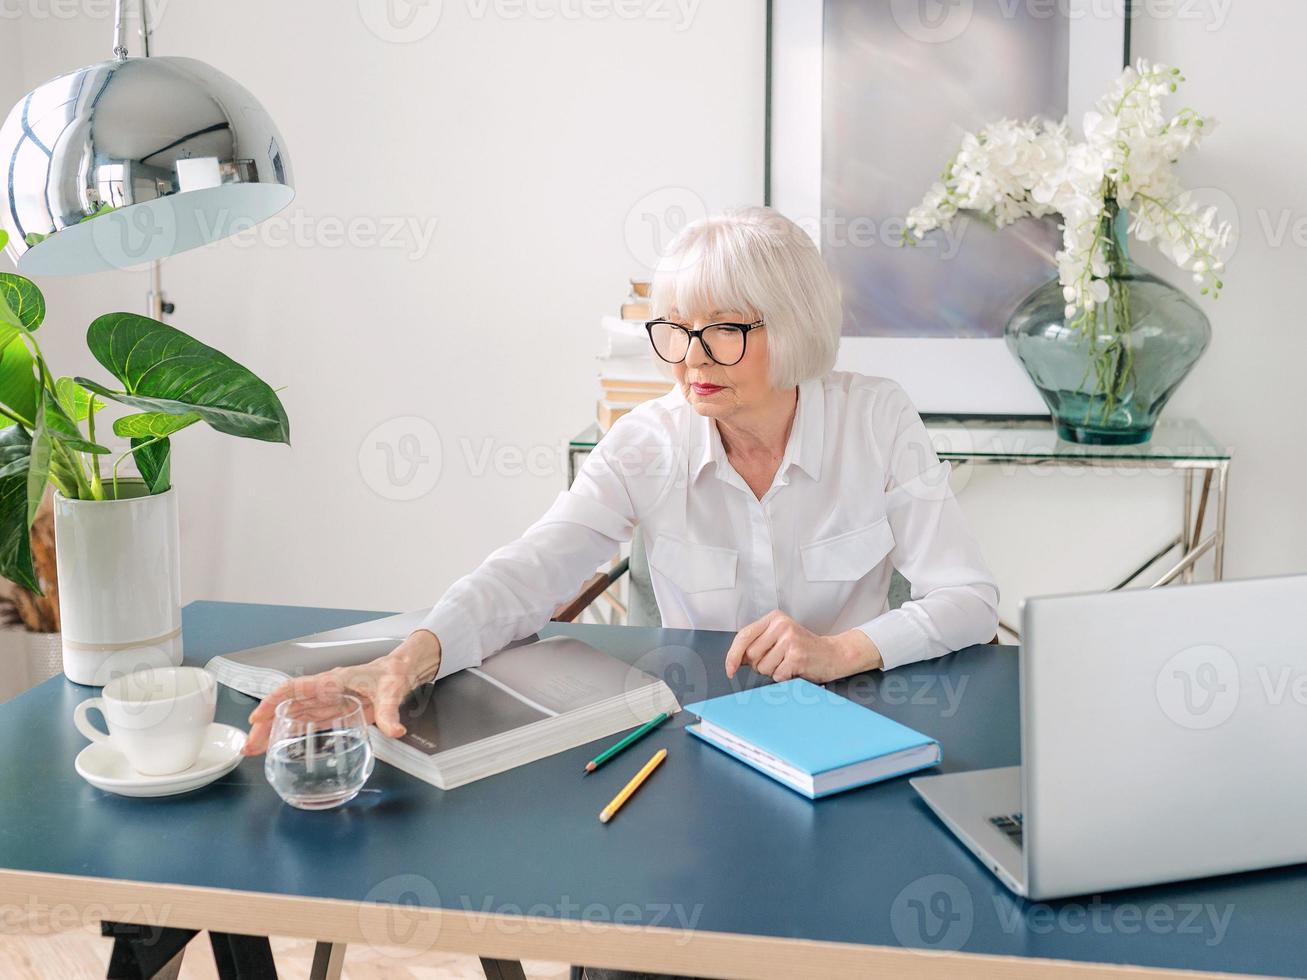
[568,444,588,488]
[103,921,279,980]
[208,932,278,979]
[1193,469,1212,549]
[1214,460,1230,579]
[1146,467,1218,588]
[102,921,196,980]
[1181,469,1195,584]
[1115,535,1183,590]
[310,942,347,980]
[480,958,529,980]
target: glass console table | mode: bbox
[568,416,1231,632]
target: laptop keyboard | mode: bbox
[989,813,1024,846]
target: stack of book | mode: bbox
[619,277,651,322]
[596,279,674,430]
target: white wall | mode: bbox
[3,0,766,613]
[3,1,1301,626]
[0,16,21,96]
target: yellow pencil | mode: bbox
[599,748,667,824]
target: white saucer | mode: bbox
[75,723,247,798]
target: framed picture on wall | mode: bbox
[767,0,1129,415]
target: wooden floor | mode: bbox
[1,907,571,979]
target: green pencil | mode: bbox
[584,712,671,774]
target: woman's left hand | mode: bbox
[724,610,883,683]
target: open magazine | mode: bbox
[204,612,681,789]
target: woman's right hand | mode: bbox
[240,629,442,756]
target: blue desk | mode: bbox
[0,602,1301,979]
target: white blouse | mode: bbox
[421,372,999,677]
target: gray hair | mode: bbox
[650,206,843,389]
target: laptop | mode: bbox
[911,575,1307,900]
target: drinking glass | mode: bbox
[264,692,375,810]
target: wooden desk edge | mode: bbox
[0,869,1277,980]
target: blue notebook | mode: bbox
[684,679,941,799]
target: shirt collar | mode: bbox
[687,377,825,484]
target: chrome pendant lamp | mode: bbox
[0,0,294,283]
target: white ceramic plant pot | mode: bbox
[53,483,183,687]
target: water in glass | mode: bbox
[264,693,375,809]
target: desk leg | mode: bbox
[208,932,278,979]
[310,941,347,980]
[153,955,184,980]
[102,921,197,980]
[480,957,529,980]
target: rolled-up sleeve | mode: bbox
[418,410,670,678]
[855,386,999,670]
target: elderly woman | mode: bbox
[245,206,998,747]
[243,206,997,980]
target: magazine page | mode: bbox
[205,611,427,678]
[394,670,550,757]
[475,635,654,714]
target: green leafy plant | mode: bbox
[0,228,289,593]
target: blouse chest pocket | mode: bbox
[647,534,738,593]
[800,517,895,582]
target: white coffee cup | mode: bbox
[73,666,217,775]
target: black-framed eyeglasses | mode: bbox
[644,319,765,367]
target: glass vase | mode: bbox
[1004,206,1211,445]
